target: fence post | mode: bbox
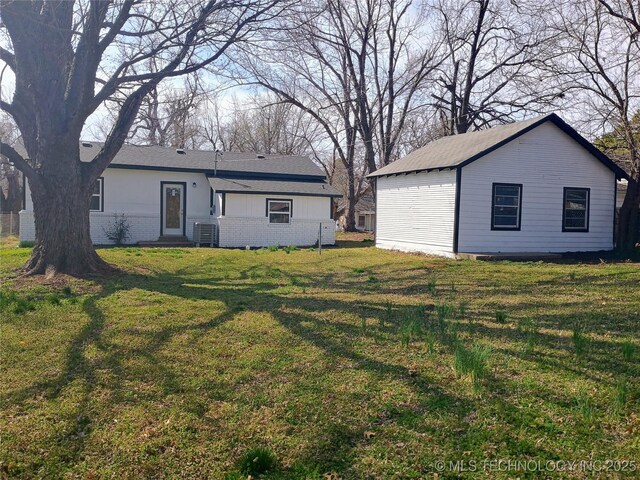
[318,222,322,255]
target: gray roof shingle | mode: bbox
[77,142,326,177]
[368,113,627,179]
[208,177,342,197]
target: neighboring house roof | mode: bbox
[208,177,342,197]
[367,113,628,179]
[336,192,375,214]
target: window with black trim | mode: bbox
[563,187,589,232]
[267,199,292,224]
[90,178,103,212]
[492,183,522,230]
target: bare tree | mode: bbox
[240,0,440,228]
[322,0,442,170]
[432,0,555,134]
[200,92,322,155]
[597,0,640,32]
[0,113,22,213]
[0,0,286,275]
[128,74,205,149]
[240,2,366,230]
[540,0,639,249]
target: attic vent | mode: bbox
[256,154,265,159]
[176,149,186,155]
[81,142,93,148]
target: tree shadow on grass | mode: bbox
[2,259,638,477]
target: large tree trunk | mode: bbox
[23,163,113,277]
[617,178,640,251]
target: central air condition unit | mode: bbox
[193,222,218,247]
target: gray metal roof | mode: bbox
[208,177,342,197]
[368,113,627,179]
[77,142,326,177]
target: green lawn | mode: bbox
[1,238,639,479]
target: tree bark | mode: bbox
[345,162,357,232]
[23,165,113,277]
[617,178,640,251]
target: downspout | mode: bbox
[453,167,462,255]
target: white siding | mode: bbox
[376,169,457,257]
[458,122,615,253]
[21,168,212,244]
[217,193,334,247]
[20,168,336,247]
[222,193,329,219]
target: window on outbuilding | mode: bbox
[491,183,522,230]
[563,187,590,232]
[90,178,103,212]
[267,199,292,224]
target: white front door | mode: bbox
[162,183,184,236]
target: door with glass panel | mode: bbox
[162,183,185,235]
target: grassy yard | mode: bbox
[0,236,639,479]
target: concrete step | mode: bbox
[138,236,194,247]
[158,235,189,243]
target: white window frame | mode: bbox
[563,187,590,232]
[267,198,292,224]
[90,178,103,212]
[492,183,522,231]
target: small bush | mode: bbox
[103,213,131,245]
[62,286,72,296]
[267,245,279,252]
[621,341,635,361]
[19,240,34,248]
[495,310,508,324]
[237,447,277,476]
[283,245,298,254]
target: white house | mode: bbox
[368,114,628,257]
[20,144,341,247]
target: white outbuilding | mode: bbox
[368,114,628,258]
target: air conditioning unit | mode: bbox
[193,222,217,247]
